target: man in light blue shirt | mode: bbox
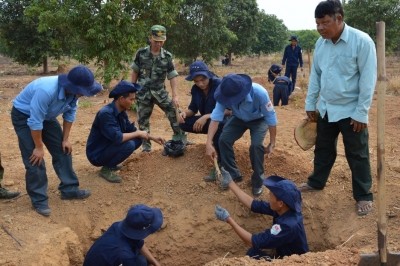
[298,0,376,216]
[11,65,102,216]
[205,74,277,197]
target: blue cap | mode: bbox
[289,35,298,41]
[264,175,302,212]
[119,204,163,240]
[214,74,252,106]
[58,65,102,96]
[185,61,214,81]
[109,80,141,98]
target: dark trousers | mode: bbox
[273,82,289,106]
[219,116,268,189]
[87,139,143,168]
[307,115,373,202]
[11,107,81,207]
[284,65,298,89]
[179,115,225,162]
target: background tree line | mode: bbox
[0,0,399,84]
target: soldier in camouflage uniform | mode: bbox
[0,153,20,199]
[131,25,181,152]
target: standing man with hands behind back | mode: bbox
[282,35,303,90]
[298,0,377,216]
[131,25,182,153]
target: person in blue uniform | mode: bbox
[205,74,277,197]
[178,61,230,180]
[273,76,293,106]
[86,81,165,183]
[11,65,101,216]
[282,36,303,90]
[83,204,163,266]
[214,170,309,260]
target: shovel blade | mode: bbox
[359,252,400,266]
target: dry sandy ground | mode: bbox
[0,56,399,265]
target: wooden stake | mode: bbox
[2,223,23,246]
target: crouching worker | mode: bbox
[86,81,165,183]
[273,76,293,106]
[83,204,163,266]
[214,168,309,260]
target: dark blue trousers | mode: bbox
[11,107,81,207]
[179,115,225,162]
[87,139,143,168]
[219,116,268,189]
[273,82,289,106]
[284,65,298,89]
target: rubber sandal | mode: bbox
[357,200,373,216]
[297,183,321,193]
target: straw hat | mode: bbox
[294,116,317,151]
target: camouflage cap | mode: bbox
[151,25,167,41]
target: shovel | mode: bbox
[172,104,187,144]
[358,22,400,266]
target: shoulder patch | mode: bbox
[265,101,274,112]
[270,224,282,235]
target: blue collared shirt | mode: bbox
[251,200,309,258]
[210,83,277,126]
[305,24,377,123]
[282,44,303,67]
[13,76,78,130]
[86,102,136,160]
[188,77,221,115]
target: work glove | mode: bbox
[219,167,232,188]
[214,205,230,222]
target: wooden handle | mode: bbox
[213,157,221,178]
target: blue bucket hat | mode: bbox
[185,61,215,81]
[109,80,141,98]
[289,35,298,41]
[58,65,102,96]
[119,204,163,240]
[264,175,302,212]
[214,74,252,106]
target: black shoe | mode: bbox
[0,187,20,199]
[252,186,264,197]
[233,176,243,183]
[61,189,91,200]
[34,205,51,216]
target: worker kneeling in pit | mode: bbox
[214,168,309,260]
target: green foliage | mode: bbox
[292,30,320,52]
[130,102,137,111]
[344,0,400,53]
[0,0,66,70]
[167,0,234,64]
[251,11,288,55]
[224,0,259,57]
[25,0,180,84]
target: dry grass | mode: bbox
[388,76,400,95]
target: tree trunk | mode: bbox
[43,56,48,74]
[103,58,110,90]
[307,50,311,76]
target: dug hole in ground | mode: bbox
[0,56,400,265]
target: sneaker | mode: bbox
[61,189,91,200]
[34,205,51,216]
[141,149,151,153]
[204,167,217,182]
[99,166,122,183]
[0,187,20,199]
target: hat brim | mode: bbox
[294,118,317,151]
[214,74,252,106]
[58,74,102,97]
[185,71,214,81]
[118,207,163,240]
[264,176,302,212]
[152,36,166,41]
